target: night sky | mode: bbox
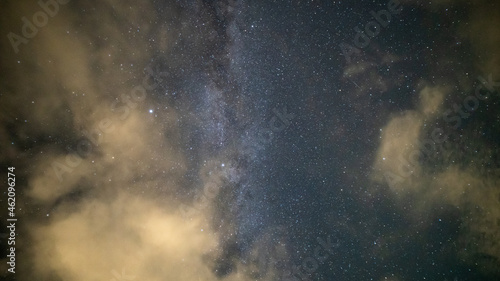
[1,0,500,280]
